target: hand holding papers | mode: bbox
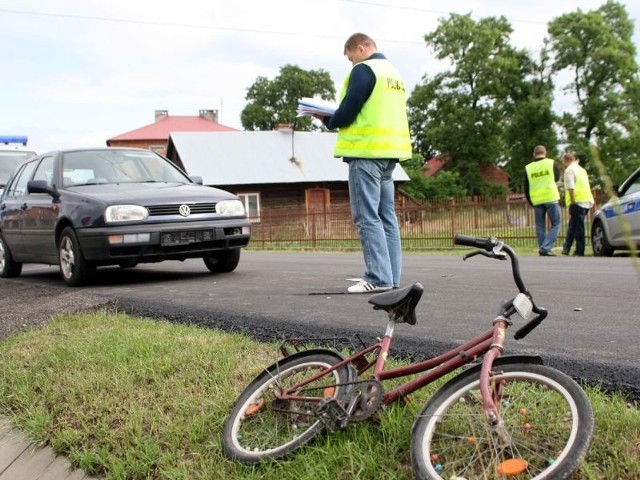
[297,97,337,118]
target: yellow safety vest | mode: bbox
[565,163,594,205]
[526,158,560,205]
[334,59,412,160]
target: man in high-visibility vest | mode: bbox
[561,152,594,256]
[316,33,412,293]
[524,145,561,256]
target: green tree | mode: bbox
[499,48,557,192]
[547,0,640,186]
[400,154,468,201]
[408,13,556,195]
[241,65,335,131]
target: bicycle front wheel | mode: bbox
[223,350,354,464]
[411,363,594,480]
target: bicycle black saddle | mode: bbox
[368,283,424,325]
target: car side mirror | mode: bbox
[28,180,60,200]
[189,176,203,185]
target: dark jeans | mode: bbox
[563,203,588,255]
[534,202,561,252]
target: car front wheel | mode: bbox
[203,249,241,273]
[591,220,614,257]
[59,227,96,286]
[0,234,22,278]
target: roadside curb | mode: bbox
[0,416,102,480]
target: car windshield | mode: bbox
[62,150,192,187]
[622,174,640,197]
[0,150,37,187]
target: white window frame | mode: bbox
[237,192,261,222]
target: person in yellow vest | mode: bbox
[561,152,594,256]
[316,33,412,293]
[524,145,561,256]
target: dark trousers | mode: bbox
[563,203,588,255]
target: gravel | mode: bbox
[0,281,114,342]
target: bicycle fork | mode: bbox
[480,317,510,446]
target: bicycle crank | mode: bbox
[344,380,383,422]
[315,380,383,430]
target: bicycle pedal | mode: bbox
[316,397,348,431]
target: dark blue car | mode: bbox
[0,148,251,286]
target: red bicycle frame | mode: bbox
[280,317,508,415]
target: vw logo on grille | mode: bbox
[179,204,191,217]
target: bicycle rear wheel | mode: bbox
[411,362,594,480]
[223,350,354,463]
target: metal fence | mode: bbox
[247,195,596,252]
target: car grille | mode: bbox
[147,203,217,216]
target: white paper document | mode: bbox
[297,97,338,117]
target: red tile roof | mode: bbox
[108,116,238,142]
[423,156,510,186]
[423,156,448,176]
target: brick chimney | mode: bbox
[199,109,218,122]
[155,110,169,122]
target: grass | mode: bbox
[0,311,638,479]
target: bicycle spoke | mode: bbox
[224,352,353,462]
[412,366,592,479]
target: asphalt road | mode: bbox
[11,250,640,401]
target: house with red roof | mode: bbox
[423,156,510,190]
[106,109,237,156]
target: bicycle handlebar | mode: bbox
[454,234,547,339]
[454,234,526,293]
[453,234,498,251]
[514,308,547,339]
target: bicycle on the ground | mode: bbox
[222,234,595,479]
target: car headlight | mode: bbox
[105,205,149,223]
[216,199,245,216]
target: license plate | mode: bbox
[161,230,214,246]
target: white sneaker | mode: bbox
[347,281,392,294]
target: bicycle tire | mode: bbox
[223,349,355,464]
[411,362,594,480]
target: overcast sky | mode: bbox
[1,0,639,153]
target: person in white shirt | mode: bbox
[561,152,594,256]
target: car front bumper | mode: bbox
[76,219,251,263]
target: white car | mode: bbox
[0,136,37,194]
[591,166,640,256]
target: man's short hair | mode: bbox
[344,33,377,54]
[533,145,547,158]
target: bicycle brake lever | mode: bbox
[463,250,507,261]
[463,250,485,260]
